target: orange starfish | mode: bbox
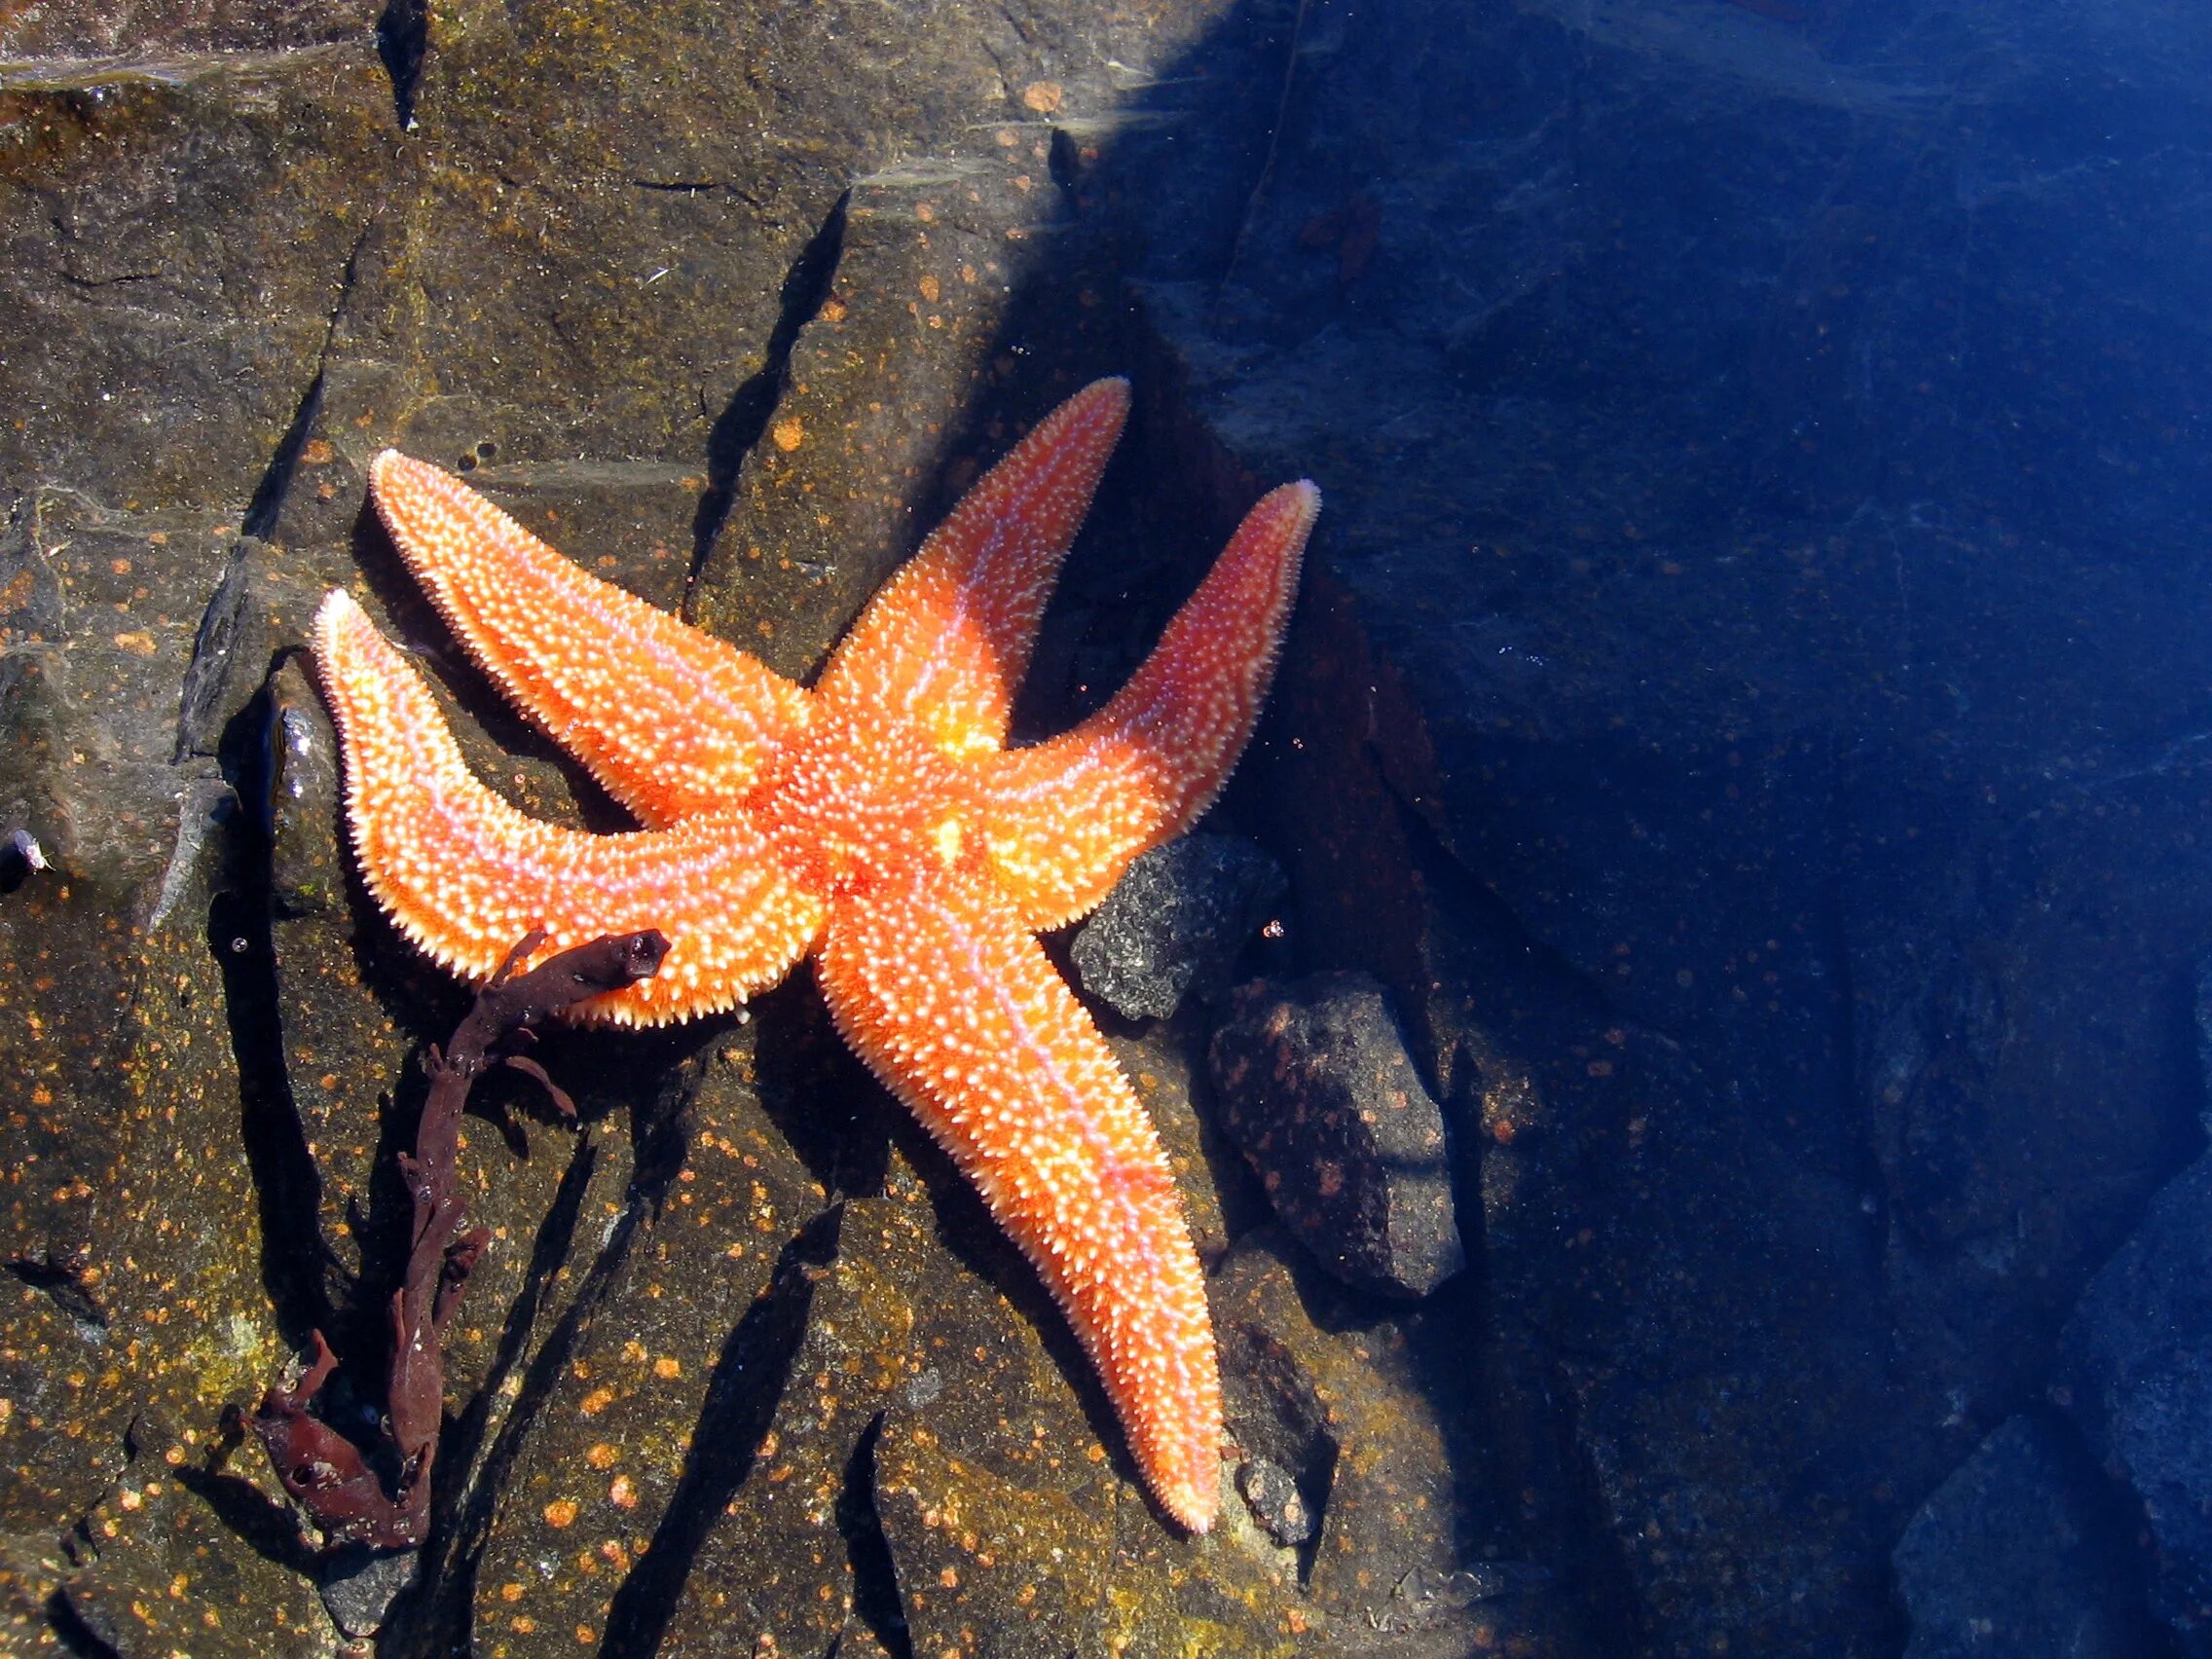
[312,379,1318,1532]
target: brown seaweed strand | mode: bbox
[251,929,670,1550]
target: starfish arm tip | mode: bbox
[1268,477,1323,530]
[1161,1476,1218,1535]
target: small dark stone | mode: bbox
[1235,1456,1312,1546]
[319,1546,420,1641]
[1071,833,1286,1020]
[1208,973,1464,1298]
[3,829,45,871]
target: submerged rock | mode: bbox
[1071,832,1286,1019]
[2058,1152,2212,1651]
[1893,1414,2145,1659]
[1209,973,1464,1298]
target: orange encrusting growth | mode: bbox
[312,378,1320,1532]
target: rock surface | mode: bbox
[1139,0,2212,1651]
[3,0,2206,1654]
[1071,831,1287,1019]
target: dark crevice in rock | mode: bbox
[376,0,428,130]
[1047,125,1082,201]
[55,268,160,291]
[1296,785,1641,1620]
[1995,1403,2180,1657]
[596,1204,843,1659]
[390,1124,628,1647]
[1209,0,1311,320]
[240,371,323,544]
[179,202,370,762]
[443,1125,607,1469]
[236,204,371,542]
[1822,875,1893,1273]
[838,1414,912,1659]
[211,670,340,1347]
[5,1249,107,1341]
[1387,771,1640,1088]
[752,974,898,1203]
[1555,1353,1649,1653]
[44,1589,120,1659]
[685,192,850,591]
[625,1035,711,1210]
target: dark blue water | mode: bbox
[1105,2,2212,1653]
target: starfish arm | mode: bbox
[367,452,810,828]
[313,591,825,1025]
[814,865,1222,1532]
[976,481,1319,931]
[816,379,1129,759]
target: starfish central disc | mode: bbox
[311,377,1320,1533]
[748,704,974,900]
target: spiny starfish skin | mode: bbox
[312,379,1319,1531]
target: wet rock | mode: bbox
[1071,832,1286,1019]
[865,1192,1470,1658]
[1893,1413,2146,1659]
[1105,1019,1238,1262]
[263,657,343,918]
[466,1031,828,1659]
[0,865,290,1654]
[0,2,369,55]
[0,1,1583,1654]
[1209,1231,1590,1654]
[651,1160,1121,1659]
[2194,958,2212,1137]
[0,494,239,910]
[0,58,404,1644]
[60,1454,332,1659]
[0,47,401,514]
[2058,1151,2212,1651]
[1134,0,2212,1650]
[872,1386,1120,1659]
[647,1186,904,1659]
[1209,973,1463,1298]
